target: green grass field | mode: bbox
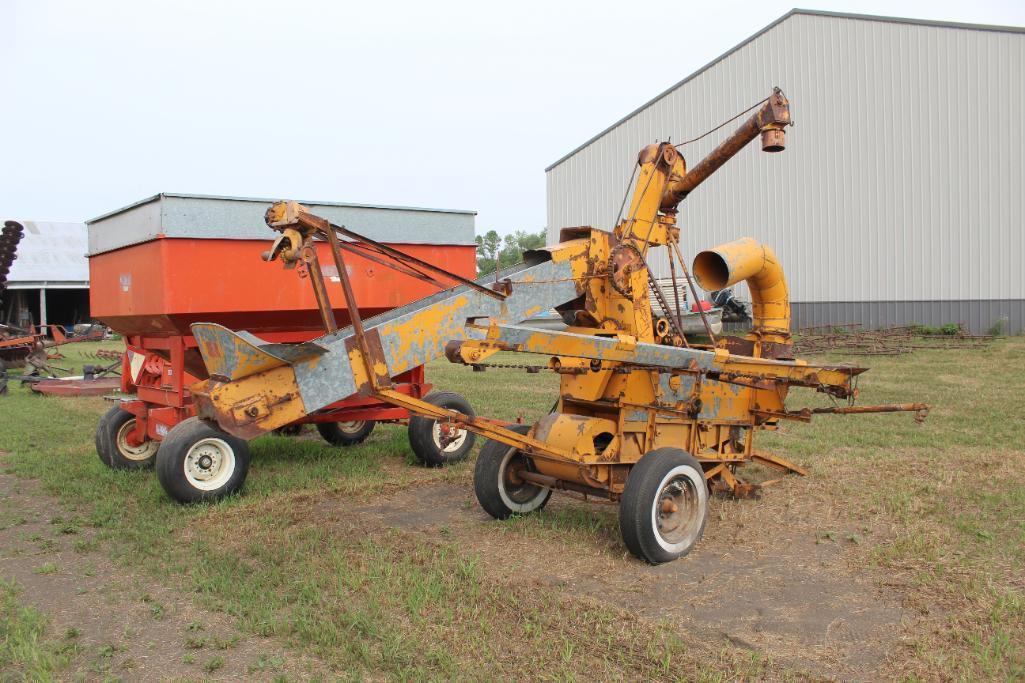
[0,337,1023,680]
[0,578,80,678]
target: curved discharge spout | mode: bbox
[692,238,790,343]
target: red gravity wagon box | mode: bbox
[87,193,476,500]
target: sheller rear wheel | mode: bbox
[619,448,708,564]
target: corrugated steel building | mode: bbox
[546,10,1024,334]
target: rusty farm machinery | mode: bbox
[153,88,926,563]
[1,220,117,394]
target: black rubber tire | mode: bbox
[94,404,115,465]
[407,391,476,467]
[619,448,709,564]
[155,417,251,503]
[316,420,375,446]
[273,423,304,437]
[96,405,158,470]
[474,424,552,520]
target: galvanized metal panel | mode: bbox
[88,193,477,256]
[546,12,1025,321]
[85,198,162,258]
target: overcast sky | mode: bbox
[2,0,1023,236]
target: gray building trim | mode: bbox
[5,282,89,290]
[545,9,1025,172]
[87,192,476,224]
[790,300,1024,335]
[785,9,1025,34]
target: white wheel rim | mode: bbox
[183,438,236,491]
[432,421,468,453]
[337,421,366,435]
[650,464,707,553]
[498,447,549,513]
[115,419,158,461]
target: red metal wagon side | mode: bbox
[87,193,477,500]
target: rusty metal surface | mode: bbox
[487,323,717,372]
[810,403,930,422]
[666,88,791,204]
[755,402,930,424]
[609,243,645,296]
[794,323,993,355]
[28,376,121,397]
[0,221,25,295]
[299,241,338,334]
[668,237,717,341]
[0,323,100,375]
[192,324,326,383]
[662,246,688,347]
[717,335,794,360]
[273,205,505,302]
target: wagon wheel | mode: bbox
[407,392,475,467]
[274,423,304,437]
[317,420,375,446]
[95,405,159,469]
[156,417,251,503]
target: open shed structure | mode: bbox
[1,221,89,330]
[546,10,1024,334]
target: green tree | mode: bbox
[474,230,502,275]
[476,229,547,276]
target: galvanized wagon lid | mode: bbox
[87,193,476,256]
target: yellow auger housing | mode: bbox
[693,237,790,349]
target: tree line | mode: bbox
[474,229,546,276]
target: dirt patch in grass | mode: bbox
[212,438,1025,679]
[0,472,327,681]
[275,481,897,681]
[185,482,811,680]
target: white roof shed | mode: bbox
[6,221,89,289]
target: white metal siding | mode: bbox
[546,13,1025,305]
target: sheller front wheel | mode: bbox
[619,447,708,564]
[155,417,251,503]
[474,424,552,519]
